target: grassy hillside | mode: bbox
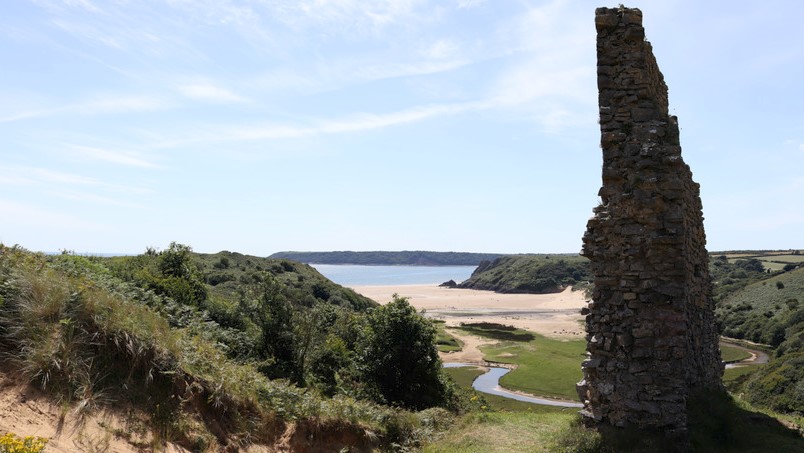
[457,254,590,294]
[717,266,804,346]
[269,250,504,266]
[715,266,804,414]
[196,250,375,310]
[715,250,804,272]
[0,243,461,451]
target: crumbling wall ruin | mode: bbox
[577,6,723,436]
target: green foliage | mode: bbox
[717,267,804,345]
[714,261,804,418]
[434,320,463,352]
[194,251,375,311]
[458,322,535,342]
[710,256,771,303]
[458,254,590,294]
[744,352,804,414]
[269,250,504,265]
[0,244,460,450]
[357,295,455,410]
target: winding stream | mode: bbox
[443,362,583,408]
[445,344,765,408]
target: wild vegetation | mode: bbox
[457,254,591,294]
[1,244,802,451]
[434,322,802,452]
[268,250,504,266]
[456,250,804,419]
[712,252,804,415]
[453,323,584,400]
[0,433,47,453]
[0,243,464,451]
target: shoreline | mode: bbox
[350,284,588,339]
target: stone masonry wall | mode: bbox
[577,6,723,436]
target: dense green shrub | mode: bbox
[357,296,455,410]
[745,352,804,413]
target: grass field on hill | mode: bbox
[722,251,804,272]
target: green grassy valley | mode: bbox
[433,323,803,452]
[1,245,803,452]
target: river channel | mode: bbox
[443,363,583,408]
[445,340,766,408]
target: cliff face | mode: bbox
[577,6,722,437]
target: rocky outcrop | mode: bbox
[577,6,723,439]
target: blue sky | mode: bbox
[1,0,802,255]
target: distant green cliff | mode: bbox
[458,254,591,294]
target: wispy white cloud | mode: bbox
[76,95,170,114]
[288,0,422,30]
[456,0,484,9]
[52,18,123,49]
[46,189,143,207]
[61,0,101,13]
[26,167,99,186]
[176,82,246,103]
[0,199,106,231]
[68,145,161,168]
[201,101,484,143]
[320,102,479,132]
[355,59,469,83]
[0,165,152,196]
[0,94,170,123]
[800,143,804,151]
[422,39,460,60]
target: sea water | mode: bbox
[311,264,476,286]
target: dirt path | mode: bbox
[439,329,498,364]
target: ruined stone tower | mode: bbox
[577,6,723,435]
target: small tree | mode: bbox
[251,274,300,382]
[357,295,452,409]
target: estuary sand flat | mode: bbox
[350,284,588,339]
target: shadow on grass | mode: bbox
[687,390,802,453]
[458,322,535,342]
[553,391,802,453]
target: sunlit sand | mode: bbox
[350,284,588,339]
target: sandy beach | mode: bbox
[350,284,589,339]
